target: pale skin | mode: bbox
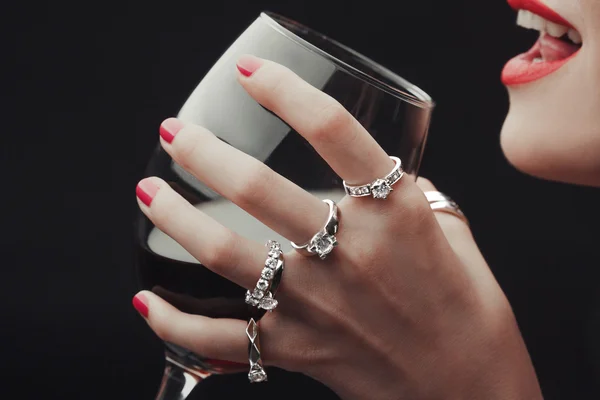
[134,0,600,397]
[501,0,600,186]
[134,58,542,399]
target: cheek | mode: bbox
[500,44,600,187]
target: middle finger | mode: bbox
[158,118,328,244]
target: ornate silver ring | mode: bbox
[245,240,284,311]
[290,199,339,260]
[246,318,267,383]
[343,156,404,200]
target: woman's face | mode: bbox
[501,0,600,186]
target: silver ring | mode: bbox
[343,156,404,200]
[245,240,284,311]
[290,199,339,260]
[246,318,267,383]
[424,191,469,225]
[424,191,454,204]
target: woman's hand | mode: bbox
[133,55,542,400]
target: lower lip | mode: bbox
[501,41,579,86]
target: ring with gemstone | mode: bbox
[290,199,339,260]
[245,240,284,312]
[343,156,404,200]
[424,191,469,225]
[246,318,267,383]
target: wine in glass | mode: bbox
[135,11,434,400]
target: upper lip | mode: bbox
[508,0,574,29]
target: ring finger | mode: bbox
[136,176,264,288]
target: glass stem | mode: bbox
[155,355,206,400]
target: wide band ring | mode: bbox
[424,191,469,225]
[290,199,339,260]
[246,318,267,383]
[245,240,284,311]
[343,156,404,200]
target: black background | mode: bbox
[3,0,600,399]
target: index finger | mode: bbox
[236,55,395,185]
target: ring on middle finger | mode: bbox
[290,199,339,260]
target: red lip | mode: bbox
[507,0,573,29]
[502,0,580,86]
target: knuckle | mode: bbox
[310,101,356,144]
[259,68,288,110]
[353,246,388,279]
[152,322,172,343]
[150,195,179,229]
[172,126,202,170]
[202,230,238,271]
[234,162,273,209]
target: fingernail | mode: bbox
[136,178,159,207]
[159,118,184,144]
[132,293,149,318]
[236,55,263,77]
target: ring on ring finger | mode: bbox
[245,240,284,311]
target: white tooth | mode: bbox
[516,10,528,28]
[517,10,534,29]
[532,14,547,31]
[546,21,568,38]
[568,29,582,44]
[533,57,544,63]
[524,11,536,29]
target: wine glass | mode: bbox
[135,11,434,400]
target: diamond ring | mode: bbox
[343,156,404,200]
[290,199,339,260]
[245,240,284,311]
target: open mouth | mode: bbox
[502,0,582,86]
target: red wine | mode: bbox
[135,188,344,374]
[132,12,432,395]
[136,244,255,320]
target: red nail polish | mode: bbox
[136,178,159,207]
[132,293,149,318]
[236,55,263,77]
[159,118,184,144]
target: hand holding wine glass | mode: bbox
[133,56,543,399]
[134,12,437,399]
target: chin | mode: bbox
[501,114,600,188]
[501,67,600,187]
[499,0,600,188]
